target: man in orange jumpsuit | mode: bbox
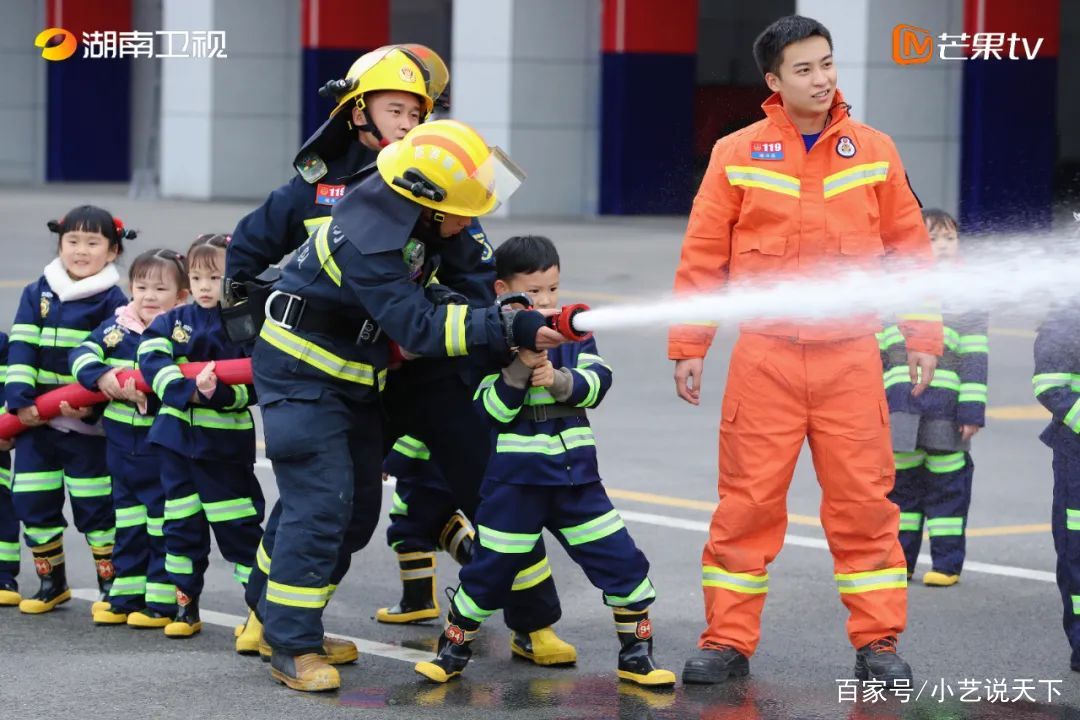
[670,16,942,686]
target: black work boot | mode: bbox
[438,512,475,565]
[414,604,480,683]
[19,539,71,614]
[681,643,750,684]
[376,551,440,623]
[614,609,675,687]
[854,636,912,687]
[91,544,115,614]
[164,590,202,637]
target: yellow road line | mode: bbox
[966,523,1051,537]
[0,280,28,289]
[605,487,822,527]
[606,487,1047,538]
[986,404,1048,420]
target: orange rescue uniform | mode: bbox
[669,90,943,657]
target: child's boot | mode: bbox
[414,605,480,683]
[164,589,202,637]
[127,608,172,628]
[922,570,960,587]
[19,539,70,614]
[614,609,676,687]
[438,513,475,565]
[377,551,440,623]
[93,603,130,625]
[0,580,20,606]
[235,609,263,654]
[90,545,115,614]
[510,626,577,666]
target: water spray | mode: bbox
[570,233,1080,335]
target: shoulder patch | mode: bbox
[296,152,328,184]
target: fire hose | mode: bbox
[0,302,590,440]
[0,358,253,440]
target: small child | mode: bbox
[71,249,189,627]
[415,235,674,687]
[1033,289,1080,672]
[138,234,262,637]
[0,333,18,606]
[881,209,988,586]
[7,205,130,614]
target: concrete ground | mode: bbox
[0,184,1075,720]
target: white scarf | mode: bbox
[43,257,120,302]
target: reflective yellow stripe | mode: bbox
[266,580,329,609]
[443,305,468,357]
[10,324,41,345]
[724,165,801,198]
[313,223,342,287]
[160,406,254,431]
[835,568,907,594]
[259,321,386,389]
[39,327,91,348]
[823,161,890,199]
[303,216,331,233]
[701,566,768,594]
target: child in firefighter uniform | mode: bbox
[252,120,567,692]
[378,436,474,624]
[138,235,263,637]
[1033,294,1080,672]
[71,249,190,626]
[415,235,675,687]
[881,209,988,585]
[7,206,130,615]
[0,332,18,606]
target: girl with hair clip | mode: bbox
[71,249,190,628]
[7,205,131,615]
[138,234,263,638]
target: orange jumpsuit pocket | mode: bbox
[839,232,885,257]
[730,230,788,276]
[722,396,740,424]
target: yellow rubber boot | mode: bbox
[127,609,172,628]
[376,551,440,624]
[163,591,202,637]
[90,544,115,615]
[510,626,577,666]
[93,604,129,625]
[614,609,676,687]
[0,584,21,606]
[19,539,71,614]
[235,610,263,654]
[270,653,340,692]
[438,513,475,566]
[923,570,960,587]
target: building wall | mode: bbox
[0,1,46,185]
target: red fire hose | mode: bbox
[0,358,253,440]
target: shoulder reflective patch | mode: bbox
[296,153,327,184]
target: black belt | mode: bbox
[265,291,382,345]
[527,405,587,421]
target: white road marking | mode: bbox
[617,510,1057,583]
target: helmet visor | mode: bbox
[473,146,526,213]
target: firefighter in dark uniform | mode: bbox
[228,45,572,668]
[253,119,574,692]
[230,43,446,656]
